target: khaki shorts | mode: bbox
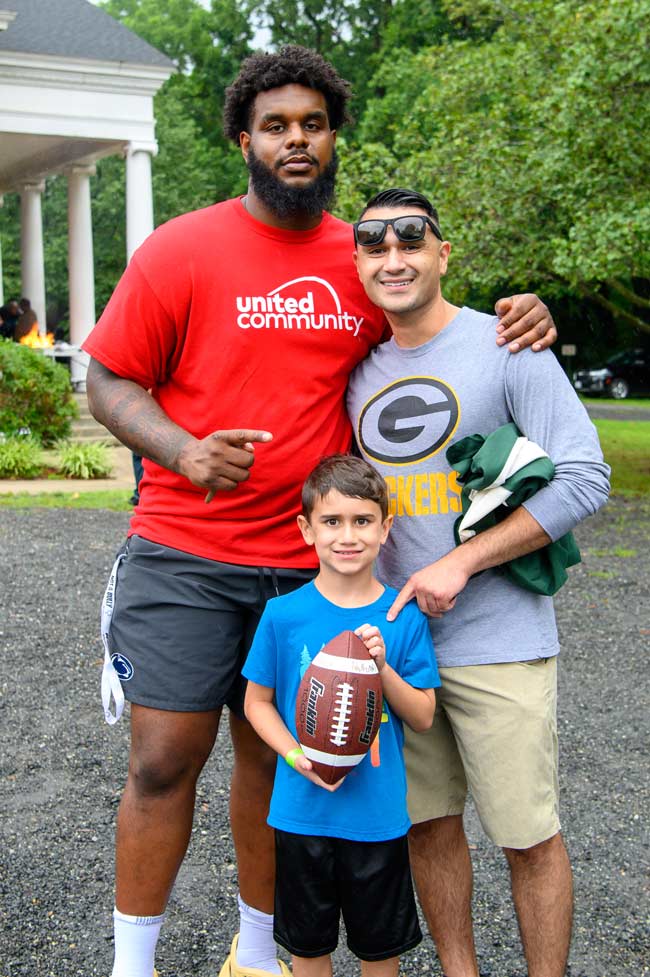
[405,658,560,850]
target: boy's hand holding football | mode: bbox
[355,623,436,733]
[291,750,344,792]
[355,623,386,671]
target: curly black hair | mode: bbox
[223,45,353,144]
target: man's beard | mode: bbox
[246,147,338,220]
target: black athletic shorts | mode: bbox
[273,830,422,962]
[108,535,316,715]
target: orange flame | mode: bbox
[19,323,54,349]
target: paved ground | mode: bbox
[582,401,650,421]
[0,496,648,977]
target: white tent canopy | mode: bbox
[0,0,173,385]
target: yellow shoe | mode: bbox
[218,934,291,977]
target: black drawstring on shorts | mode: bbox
[256,566,281,606]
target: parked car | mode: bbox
[573,347,650,399]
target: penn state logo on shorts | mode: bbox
[358,377,460,465]
[111,653,134,682]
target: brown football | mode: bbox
[295,629,383,785]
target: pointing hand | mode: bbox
[176,428,272,499]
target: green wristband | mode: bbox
[285,747,304,769]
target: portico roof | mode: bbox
[0,0,174,193]
[0,0,172,66]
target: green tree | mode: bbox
[91,83,242,314]
[100,0,254,148]
[0,195,21,310]
[248,0,489,122]
[100,0,215,73]
[90,0,255,310]
[340,0,650,338]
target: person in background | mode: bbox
[0,299,20,340]
[130,453,144,507]
[14,297,37,342]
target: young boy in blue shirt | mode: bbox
[244,455,440,977]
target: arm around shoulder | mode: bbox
[494,293,557,352]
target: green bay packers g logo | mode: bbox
[358,377,460,465]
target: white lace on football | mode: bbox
[330,683,353,745]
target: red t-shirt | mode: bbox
[84,198,386,567]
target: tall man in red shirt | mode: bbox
[84,46,557,977]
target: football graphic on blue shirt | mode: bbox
[295,630,383,785]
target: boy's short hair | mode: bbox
[223,45,353,144]
[302,455,388,521]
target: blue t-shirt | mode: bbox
[243,581,440,842]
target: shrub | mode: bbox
[0,435,43,478]
[0,339,78,444]
[57,441,113,479]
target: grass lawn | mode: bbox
[593,419,650,497]
[0,489,131,511]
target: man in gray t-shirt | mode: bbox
[346,188,609,977]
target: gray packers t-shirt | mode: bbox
[346,307,609,668]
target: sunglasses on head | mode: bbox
[354,214,443,247]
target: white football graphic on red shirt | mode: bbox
[295,629,383,785]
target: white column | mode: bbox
[20,181,47,333]
[125,142,157,261]
[67,165,96,389]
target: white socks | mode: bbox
[237,894,281,975]
[111,907,165,977]
[110,898,279,976]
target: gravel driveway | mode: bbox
[1,498,648,977]
[583,401,650,422]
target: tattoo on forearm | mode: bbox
[88,367,193,473]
